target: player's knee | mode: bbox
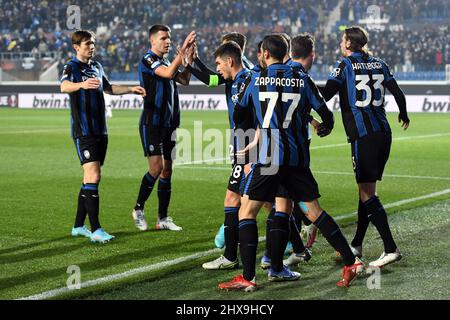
[299,200,322,223]
[224,192,240,207]
[149,166,163,177]
[160,168,173,179]
[85,172,101,184]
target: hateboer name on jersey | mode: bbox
[255,76,305,88]
[352,62,383,70]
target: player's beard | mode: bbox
[261,56,268,69]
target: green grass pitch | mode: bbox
[0,108,449,300]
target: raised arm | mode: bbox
[185,43,226,87]
[154,31,197,80]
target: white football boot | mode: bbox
[369,248,402,268]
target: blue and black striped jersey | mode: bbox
[237,63,327,168]
[226,68,254,129]
[61,57,111,139]
[229,68,255,163]
[328,52,394,141]
[139,50,180,128]
[287,60,312,141]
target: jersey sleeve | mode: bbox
[99,63,112,92]
[382,60,395,84]
[236,75,254,108]
[60,63,74,83]
[233,75,256,129]
[304,76,334,130]
[327,60,347,85]
[304,76,327,111]
[141,53,161,75]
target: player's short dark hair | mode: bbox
[214,41,242,65]
[149,24,171,38]
[344,26,369,54]
[71,30,95,45]
[291,33,315,59]
[257,40,263,52]
[262,34,287,61]
[279,33,291,53]
[222,32,246,51]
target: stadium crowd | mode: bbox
[1,0,449,79]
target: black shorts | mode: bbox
[140,125,176,161]
[242,165,320,203]
[227,164,246,194]
[351,132,392,183]
[74,136,108,166]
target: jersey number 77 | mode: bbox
[259,92,301,128]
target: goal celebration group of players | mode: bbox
[60,23,410,291]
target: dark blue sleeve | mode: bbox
[236,75,254,109]
[327,60,347,85]
[305,76,334,130]
[382,60,395,83]
[141,53,159,76]
[305,76,326,111]
[99,63,112,92]
[60,63,74,83]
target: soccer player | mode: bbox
[263,33,325,269]
[201,42,255,270]
[285,33,325,259]
[187,39,254,269]
[131,25,196,232]
[186,32,255,257]
[319,26,409,268]
[60,30,146,243]
[218,35,363,292]
[252,41,264,73]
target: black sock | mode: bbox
[74,184,87,228]
[314,211,355,266]
[302,214,312,226]
[351,199,369,248]
[239,219,258,281]
[84,183,101,232]
[289,213,306,254]
[264,208,275,258]
[158,177,171,219]
[270,212,290,272]
[223,207,239,261]
[135,173,157,211]
[364,196,397,253]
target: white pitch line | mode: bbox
[18,248,222,301]
[177,166,450,182]
[17,188,450,301]
[0,128,68,135]
[174,157,229,167]
[334,189,450,221]
[314,171,450,181]
[173,132,450,165]
[310,132,450,150]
